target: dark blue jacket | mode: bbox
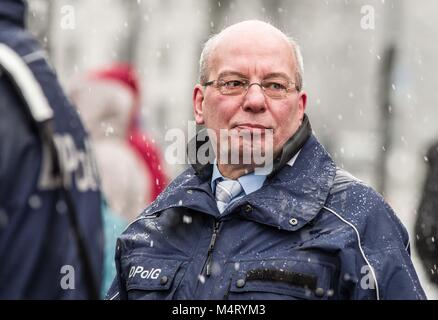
[107,134,426,300]
[0,0,103,299]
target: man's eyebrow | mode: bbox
[216,71,293,81]
[217,71,247,78]
[264,72,293,80]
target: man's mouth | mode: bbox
[233,123,272,131]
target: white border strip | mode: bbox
[323,205,380,300]
[22,49,48,64]
[0,44,53,122]
[124,214,157,232]
[109,291,120,300]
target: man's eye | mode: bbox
[265,82,287,90]
[223,80,245,88]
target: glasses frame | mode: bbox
[203,78,300,99]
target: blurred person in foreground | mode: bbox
[0,0,103,299]
[415,141,438,286]
[107,20,425,300]
[68,63,168,295]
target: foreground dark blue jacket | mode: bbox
[0,0,103,299]
[107,134,426,300]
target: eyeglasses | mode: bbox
[203,77,299,99]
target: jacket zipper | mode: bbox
[205,221,221,277]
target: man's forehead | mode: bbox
[209,38,295,78]
[208,21,296,75]
[214,24,291,52]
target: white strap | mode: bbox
[0,43,53,123]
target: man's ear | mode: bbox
[193,84,205,125]
[298,91,307,116]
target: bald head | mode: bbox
[217,20,288,41]
[199,20,304,90]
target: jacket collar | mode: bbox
[238,135,337,231]
[143,134,336,232]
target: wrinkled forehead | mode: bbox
[209,27,297,79]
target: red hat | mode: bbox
[89,63,140,103]
[87,62,142,130]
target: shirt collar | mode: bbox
[210,161,266,196]
[210,151,301,197]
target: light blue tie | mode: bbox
[215,179,243,214]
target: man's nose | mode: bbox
[242,83,266,113]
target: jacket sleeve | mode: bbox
[340,239,426,300]
[336,185,427,300]
[415,143,438,284]
[365,247,426,300]
[358,201,426,300]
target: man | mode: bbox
[107,20,425,300]
[0,0,103,299]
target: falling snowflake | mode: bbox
[28,195,42,209]
[183,215,192,224]
[56,200,67,214]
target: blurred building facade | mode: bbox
[26,0,438,298]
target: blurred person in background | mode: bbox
[0,0,102,299]
[415,141,438,286]
[107,20,425,300]
[68,63,168,295]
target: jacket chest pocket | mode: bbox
[121,255,185,300]
[226,258,335,300]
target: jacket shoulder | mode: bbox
[326,168,409,252]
